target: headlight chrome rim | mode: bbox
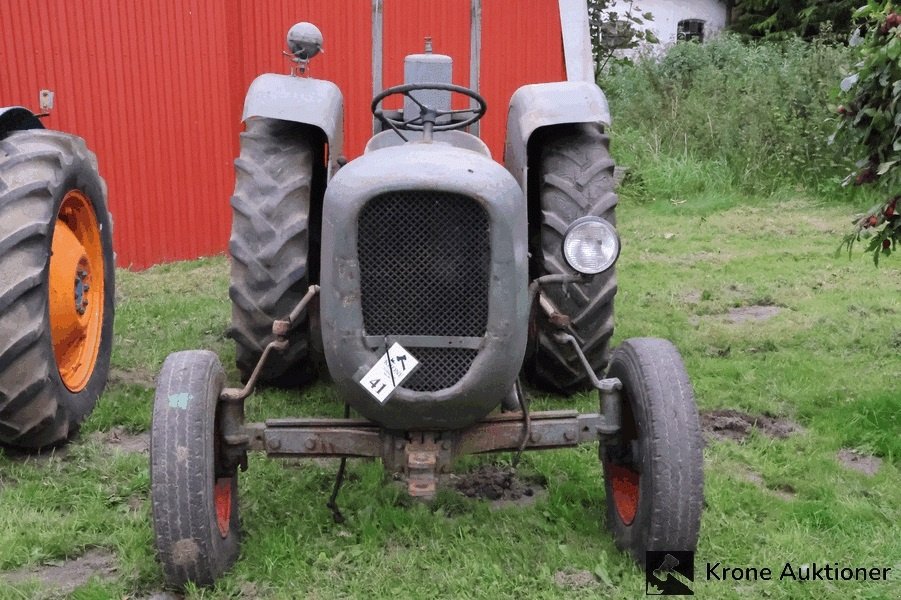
[562,216,620,275]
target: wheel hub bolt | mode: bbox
[74,268,90,315]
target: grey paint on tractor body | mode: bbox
[364,129,490,156]
[504,80,611,190]
[0,106,43,139]
[320,141,528,431]
[242,74,344,178]
[403,53,453,124]
[241,4,611,430]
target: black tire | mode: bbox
[601,338,704,564]
[228,118,316,387]
[0,129,114,449]
[526,123,618,394]
[151,350,240,588]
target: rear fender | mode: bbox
[0,107,44,140]
[242,74,344,179]
[503,81,611,191]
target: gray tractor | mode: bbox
[150,15,703,588]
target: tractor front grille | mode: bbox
[401,348,480,392]
[358,190,490,391]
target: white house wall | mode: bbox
[608,0,727,48]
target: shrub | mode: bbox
[603,33,854,199]
[835,1,900,263]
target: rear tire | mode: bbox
[526,124,618,393]
[228,118,316,387]
[0,129,114,449]
[151,350,240,588]
[601,338,704,564]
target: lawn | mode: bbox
[0,192,899,599]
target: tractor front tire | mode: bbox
[229,118,317,387]
[601,338,704,563]
[151,350,240,587]
[0,129,114,449]
[526,124,618,393]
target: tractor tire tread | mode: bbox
[0,129,113,449]
[526,123,618,393]
[150,350,239,587]
[603,338,704,562]
[228,118,316,387]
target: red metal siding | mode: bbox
[382,0,472,108]
[234,1,373,158]
[481,0,567,157]
[1,0,236,268]
[1,1,568,268]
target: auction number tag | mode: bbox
[359,342,419,404]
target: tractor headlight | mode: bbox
[562,217,620,275]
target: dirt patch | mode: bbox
[738,467,765,486]
[452,464,546,508]
[737,467,796,500]
[108,366,156,388]
[90,426,150,454]
[681,289,703,304]
[773,483,797,500]
[3,548,117,594]
[554,569,597,589]
[801,216,841,234]
[837,449,882,476]
[127,495,145,514]
[701,409,800,443]
[725,305,781,323]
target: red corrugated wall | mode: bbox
[1,0,566,268]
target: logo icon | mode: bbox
[646,551,694,595]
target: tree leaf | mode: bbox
[877,160,897,175]
[841,73,860,92]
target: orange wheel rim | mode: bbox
[49,191,105,392]
[608,463,640,525]
[214,478,233,537]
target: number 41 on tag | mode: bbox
[359,342,419,403]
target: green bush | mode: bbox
[603,34,854,198]
[835,1,900,262]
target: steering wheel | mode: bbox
[371,83,487,141]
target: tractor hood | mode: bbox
[319,142,529,430]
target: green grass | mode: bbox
[0,193,899,599]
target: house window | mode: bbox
[677,19,705,43]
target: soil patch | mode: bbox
[701,409,800,443]
[725,305,781,323]
[737,467,796,500]
[452,464,546,507]
[554,569,597,589]
[90,426,150,454]
[3,548,117,594]
[837,449,882,476]
[681,289,703,304]
[127,495,145,514]
[108,366,156,388]
[738,467,765,487]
